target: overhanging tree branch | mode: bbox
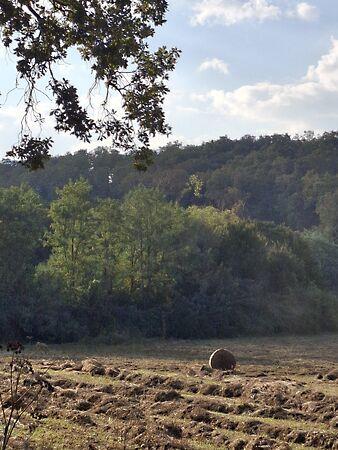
[0,0,180,170]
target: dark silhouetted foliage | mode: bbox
[0,0,179,169]
[0,175,336,342]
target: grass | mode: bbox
[166,416,319,450]
[191,441,231,450]
[29,417,119,449]
[25,333,338,363]
[1,334,337,449]
[210,411,330,432]
[290,374,338,397]
[48,369,116,386]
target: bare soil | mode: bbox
[1,335,337,449]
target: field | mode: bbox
[2,335,338,449]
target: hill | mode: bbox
[0,132,337,342]
[1,132,337,237]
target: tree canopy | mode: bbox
[0,133,337,341]
[0,0,179,169]
[0,180,337,341]
[1,132,337,238]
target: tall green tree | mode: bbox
[45,179,96,301]
[0,185,46,337]
[120,187,187,335]
[317,190,338,243]
[0,184,45,293]
[94,198,122,297]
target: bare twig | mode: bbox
[0,344,51,449]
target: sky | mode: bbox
[1,0,338,157]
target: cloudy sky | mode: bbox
[1,0,338,157]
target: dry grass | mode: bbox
[1,334,337,449]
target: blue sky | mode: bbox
[1,0,338,157]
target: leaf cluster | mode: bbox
[0,0,180,169]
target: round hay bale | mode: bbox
[209,348,236,371]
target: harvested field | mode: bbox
[1,335,338,449]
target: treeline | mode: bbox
[0,132,337,241]
[1,180,337,342]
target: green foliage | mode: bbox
[0,185,46,338]
[1,132,337,230]
[93,198,122,297]
[0,0,180,169]
[45,179,97,301]
[0,185,45,290]
[316,190,338,243]
[0,133,337,341]
[303,230,338,292]
[119,188,187,307]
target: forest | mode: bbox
[0,132,337,342]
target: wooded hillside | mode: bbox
[0,132,337,342]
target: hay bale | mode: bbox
[209,348,236,371]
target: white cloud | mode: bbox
[150,132,212,149]
[0,87,126,157]
[191,0,319,26]
[199,58,229,75]
[306,38,338,90]
[191,0,281,26]
[0,104,24,122]
[191,39,338,133]
[289,2,319,21]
